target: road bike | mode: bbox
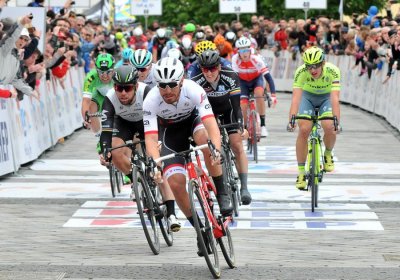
[290,109,338,212]
[106,140,173,254]
[246,92,261,163]
[85,111,124,197]
[216,118,241,217]
[155,140,235,279]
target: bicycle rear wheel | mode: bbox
[154,182,173,246]
[218,224,235,268]
[109,165,117,197]
[222,149,240,217]
[251,111,258,163]
[132,167,160,255]
[309,139,318,212]
[115,169,123,194]
[188,180,220,279]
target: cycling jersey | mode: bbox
[141,64,157,89]
[188,58,232,79]
[293,62,341,94]
[231,53,269,82]
[191,66,242,131]
[128,35,148,50]
[143,79,214,134]
[100,82,151,151]
[82,69,113,111]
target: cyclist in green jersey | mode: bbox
[81,53,115,134]
[287,47,341,190]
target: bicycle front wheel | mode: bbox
[115,169,123,193]
[132,167,160,255]
[309,139,319,212]
[188,180,220,279]
[251,111,258,163]
[221,149,240,217]
[109,165,117,197]
[218,225,235,268]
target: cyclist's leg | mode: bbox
[295,92,314,189]
[319,96,336,172]
[253,75,267,136]
[192,119,233,216]
[110,117,133,175]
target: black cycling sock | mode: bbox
[260,115,266,127]
[212,175,226,195]
[165,200,175,217]
[187,215,204,228]
[239,173,248,190]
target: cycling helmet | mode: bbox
[156,28,166,39]
[133,27,143,36]
[181,36,192,50]
[153,57,184,83]
[130,49,153,68]
[95,53,115,71]
[121,48,133,61]
[302,46,325,65]
[167,48,182,60]
[194,31,205,41]
[197,50,220,68]
[225,31,236,41]
[214,35,226,45]
[113,65,139,85]
[115,32,124,40]
[194,40,217,56]
[185,23,196,33]
[235,36,251,48]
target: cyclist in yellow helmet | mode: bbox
[287,46,341,190]
[188,40,232,78]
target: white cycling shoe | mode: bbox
[261,126,268,138]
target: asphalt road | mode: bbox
[0,93,400,280]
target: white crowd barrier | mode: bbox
[0,67,84,176]
[1,53,399,176]
[261,50,400,131]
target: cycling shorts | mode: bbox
[112,117,145,142]
[298,91,332,118]
[239,75,264,99]
[159,113,204,179]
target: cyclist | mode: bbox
[115,47,133,67]
[187,40,232,78]
[191,50,252,205]
[130,49,157,89]
[151,28,168,62]
[82,53,115,136]
[232,36,277,138]
[214,35,233,61]
[143,57,233,237]
[180,37,197,70]
[128,26,148,50]
[287,46,341,190]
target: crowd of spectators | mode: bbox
[1,0,400,101]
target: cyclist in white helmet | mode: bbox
[130,49,157,88]
[180,36,197,70]
[143,57,233,249]
[129,26,148,50]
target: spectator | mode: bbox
[274,19,288,50]
[27,0,44,7]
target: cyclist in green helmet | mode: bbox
[288,46,341,190]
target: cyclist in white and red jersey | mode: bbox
[128,27,148,50]
[232,36,277,137]
[143,58,233,241]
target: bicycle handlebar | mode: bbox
[290,114,339,131]
[154,143,210,164]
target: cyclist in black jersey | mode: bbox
[191,50,252,205]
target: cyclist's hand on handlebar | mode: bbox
[210,149,222,166]
[287,122,296,132]
[271,93,277,108]
[150,158,163,184]
[99,153,110,167]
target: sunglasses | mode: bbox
[158,82,179,89]
[305,63,323,70]
[97,69,113,75]
[238,48,251,54]
[114,84,135,92]
[200,66,219,73]
[137,67,149,72]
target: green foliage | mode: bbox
[136,0,388,29]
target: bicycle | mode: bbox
[245,91,261,163]
[155,140,235,279]
[85,111,124,197]
[105,140,173,254]
[290,108,338,212]
[216,117,241,217]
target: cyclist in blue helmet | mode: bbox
[116,47,133,67]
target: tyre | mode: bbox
[115,170,123,193]
[218,225,235,268]
[155,182,173,246]
[109,165,117,197]
[132,167,160,255]
[188,180,220,279]
[251,111,258,163]
[309,139,318,212]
